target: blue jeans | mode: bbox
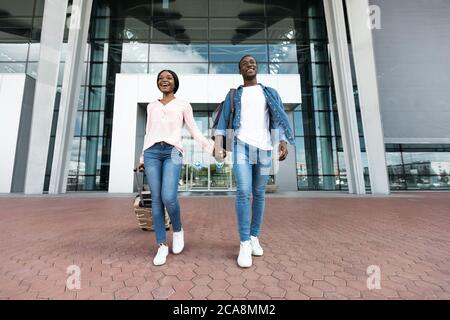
[144,142,183,244]
[233,139,272,242]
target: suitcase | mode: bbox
[133,170,170,231]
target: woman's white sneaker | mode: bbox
[237,240,252,268]
[153,244,169,266]
[172,229,184,254]
[250,236,263,256]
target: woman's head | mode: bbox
[157,69,179,94]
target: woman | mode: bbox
[137,70,214,266]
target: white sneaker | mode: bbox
[153,244,169,266]
[172,229,184,254]
[250,236,263,256]
[237,240,252,268]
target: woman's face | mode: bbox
[157,71,175,94]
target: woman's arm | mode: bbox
[183,102,214,155]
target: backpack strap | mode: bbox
[227,89,236,129]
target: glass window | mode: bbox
[389,175,406,190]
[31,17,44,41]
[124,17,151,40]
[209,62,268,74]
[34,0,45,16]
[209,0,265,17]
[150,43,207,62]
[311,63,330,86]
[28,42,40,61]
[0,1,35,16]
[86,86,106,110]
[267,18,307,40]
[0,43,28,61]
[295,137,306,175]
[150,62,207,74]
[69,137,81,176]
[316,137,337,176]
[310,41,329,63]
[152,18,208,42]
[0,62,26,72]
[153,0,208,18]
[85,111,104,137]
[266,0,324,18]
[315,112,333,136]
[0,18,32,40]
[312,87,332,111]
[90,42,109,62]
[121,62,148,73]
[210,43,267,63]
[74,111,84,136]
[26,61,37,78]
[269,42,298,63]
[88,62,107,86]
[269,63,297,74]
[293,111,304,136]
[210,18,265,41]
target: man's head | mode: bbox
[238,55,258,81]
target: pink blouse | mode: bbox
[140,98,214,163]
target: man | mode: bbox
[213,55,295,268]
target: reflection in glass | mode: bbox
[153,0,208,18]
[210,0,264,17]
[269,43,298,63]
[150,43,207,62]
[150,63,207,74]
[269,63,297,74]
[0,43,28,61]
[0,62,26,73]
[210,62,268,74]
[210,18,265,42]
[121,62,148,73]
[0,17,33,40]
[152,18,208,42]
[122,42,149,62]
[210,44,267,63]
[87,86,106,110]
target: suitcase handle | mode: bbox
[133,169,145,206]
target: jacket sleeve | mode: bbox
[214,91,232,137]
[273,90,294,145]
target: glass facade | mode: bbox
[386,144,450,190]
[74,0,350,192]
[1,0,449,192]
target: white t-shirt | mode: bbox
[237,85,273,150]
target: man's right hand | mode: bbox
[213,136,227,162]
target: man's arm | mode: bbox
[213,91,232,161]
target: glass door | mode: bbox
[181,109,234,191]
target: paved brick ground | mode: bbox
[1,192,450,300]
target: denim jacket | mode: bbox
[214,84,295,145]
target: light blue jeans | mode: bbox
[233,139,272,242]
[143,142,183,244]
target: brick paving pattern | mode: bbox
[1,193,449,300]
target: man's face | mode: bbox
[239,56,258,80]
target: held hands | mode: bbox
[134,163,145,172]
[213,147,227,162]
[278,141,288,161]
[213,136,227,162]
